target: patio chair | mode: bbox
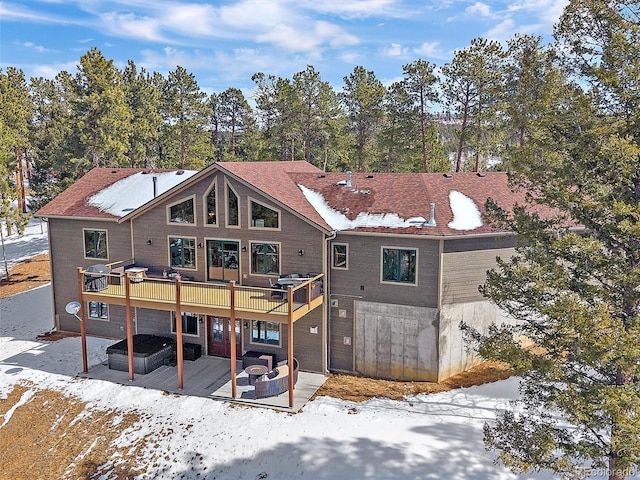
[269,278,284,299]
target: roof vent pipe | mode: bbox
[426,202,436,226]
[346,171,352,187]
[152,175,158,198]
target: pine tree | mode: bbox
[463,3,640,479]
[0,157,31,279]
[401,60,439,172]
[441,38,505,172]
[341,66,386,172]
[74,47,132,168]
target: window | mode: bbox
[88,302,108,320]
[206,184,217,225]
[84,229,108,259]
[332,243,348,269]
[171,312,199,336]
[251,243,279,275]
[250,199,279,229]
[251,320,280,346]
[168,197,195,224]
[382,247,417,284]
[169,237,196,268]
[227,184,239,227]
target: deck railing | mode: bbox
[81,270,323,317]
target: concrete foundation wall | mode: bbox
[354,300,438,382]
[438,300,514,381]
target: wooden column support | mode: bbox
[230,281,237,399]
[176,278,184,389]
[77,268,88,374]
[288,285,294,408]
[125,273,134,381]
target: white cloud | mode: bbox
[21,41,49,53]
[382,42,408,57]
[100,12,167,42]
[506,0,568,33]
[298,0,408,19]
[413,41,442,58]
[256,20,357,54]
[0,2,67,23]
[466,2,491,17]
[32,60,79,79]
[484,18,528,41]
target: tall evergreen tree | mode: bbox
[0,68,33,214]
[341,66,386,172]
[218,88,253,161]
[463,3,640,479]
[74,47,132,168]
[122,61,163,168]
[379,81,414,172]
[291,65,341,167]
[28,72,78,211]
[441,38,505,172]
[162,66,211,169]
[0,155,31,274]
[401,60,439,172]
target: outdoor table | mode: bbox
[125,267,148,283]
[245,364,269,385]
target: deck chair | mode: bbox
[269,278,284,299]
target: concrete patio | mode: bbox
[80,355,327,412]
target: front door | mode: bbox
[207,316,241,357]
[206,240,240,283]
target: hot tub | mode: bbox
[106,334,175,374]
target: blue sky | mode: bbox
[1,0,568,95]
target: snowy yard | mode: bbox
[0,221,620,479]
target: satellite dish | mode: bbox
[65,301,81,315]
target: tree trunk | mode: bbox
[456,112,468,172]
[0,227,8,281]
[15,148,26,213]
[420,93,429,172]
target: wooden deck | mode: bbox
[81,355,327,412]
[81,272,323,323]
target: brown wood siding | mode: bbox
[48,218,132,335]
[443,235,516,253]
[130,173,326,287]
[441,243,516,304]
[329,297,355,371]
[328,233,440,373]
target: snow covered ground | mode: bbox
[0,220,630,479]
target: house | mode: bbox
[37,161,525,393]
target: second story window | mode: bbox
[332,243,348,269]
[382,247,417,284]
[84,229,108,260]
[227,184,239,227]
[169,237,196,268]
[251,243,279,275]
[168,197,195,224]
[206,184,217,225]
[250,199,279,229]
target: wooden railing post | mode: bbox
[77,268,88,373]
[230,281,237,399]
[288,285,294,408]
[176,277,184,389]
[125,273,134,381]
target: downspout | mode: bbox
[436,238,444,382]
[323,230,337,374]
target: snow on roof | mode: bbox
[299,185,428,231]
[447,190,483,230]
[87,170,197,217]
